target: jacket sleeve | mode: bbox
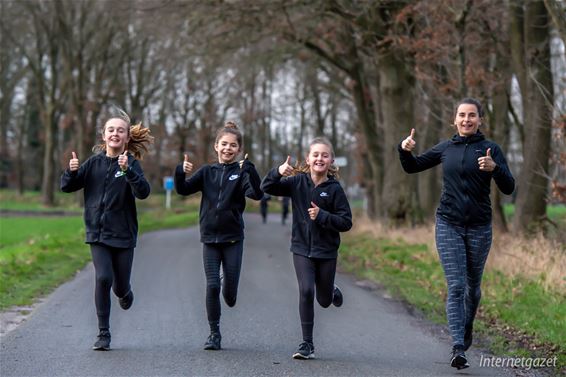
[240,160,263,200]
[60,159,88,193]
[315,187,353,232]
[490,144,515,195]
[398,141,444,173]
[260,168,294,197]
[125,159,151,199]
[174,164,204,196]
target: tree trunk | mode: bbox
[378,52,417,225]
[512,0,554,233]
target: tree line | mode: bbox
[0,0,564,234]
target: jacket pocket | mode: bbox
[103,209,131,238]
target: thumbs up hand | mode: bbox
[183,153,193,174]
[118,150,129,172]
[478,148,496,171]
[308,201,320,220]
[278,155,295,177]
[239,153,249,170]
[69,152,80,171]
[401,128,416,152]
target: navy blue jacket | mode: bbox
[175,160,263,243]
[261,169,352,259]
[398,132,515,226]
[61,152,150,248]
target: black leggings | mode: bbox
[292,253,336,343]
[90,243,134,329]
[203,241,243,329]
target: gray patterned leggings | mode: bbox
[202,241,244,328]
[435,216,492,347]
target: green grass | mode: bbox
[0,191,199,310]
[339,233,565,371]
[503,203,566,221]
[0,217,85,248]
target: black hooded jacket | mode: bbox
[261,169,352,259]
[61,152,151,248]
[398,131,515,226]
[174,160,263,243]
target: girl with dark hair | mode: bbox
[174,121,263,351]
[261,137,352,360]
[61,110,153,350]
[398,98,515,369]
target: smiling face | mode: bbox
[102,118,130,154]
[454,103,481,137]
[307,143,333,177]
[214,133,241,164]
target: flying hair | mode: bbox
[93,107,154,159]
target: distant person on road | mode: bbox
[174,121,263,351]
[261,137,353,360]
[398,98,515,370]
[260,194,271,223]
[61,109,153,351]
[281,196,290,225]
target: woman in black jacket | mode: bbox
[398,98,515,370]
[261,137,352,360]
[61,110,153,350]
[175,121,263,351]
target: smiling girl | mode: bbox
[174,121,263,351]
[261,137,353,360]
[61,110,153,350]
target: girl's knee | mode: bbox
[95,274,112,288]
[299,286,315,302]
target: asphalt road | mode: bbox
[0,213,519,377]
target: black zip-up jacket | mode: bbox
[398,131,515,226]
[61,152,150,248]
[261,169,352,259]
[174,160,263,243]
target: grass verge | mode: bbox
[0,207,198,311]
[339,232,565,373]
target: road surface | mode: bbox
[1,213,519,376]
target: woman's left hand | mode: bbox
[308,201,320,220]
[478,148,496,172]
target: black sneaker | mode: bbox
[93,330,111,351]
[204,332,221,350]
[119,290,134,310]
[450,345,469,369]
[292,341,315,359]
[332,285,343,307]
[464,324,473,351]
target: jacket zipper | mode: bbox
[215,165,226,243]
[98,158,114,239]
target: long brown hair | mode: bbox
[93,111,154,160]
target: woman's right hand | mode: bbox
[401,128,416,152]
[183,154,193,174]
[69,151,80,171]
[278,155,294,177]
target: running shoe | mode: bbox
[332,284,343,307]
[93,329,111,351]
[119,290,134,310]
[204,332,222,350]
[292,341,315,359]
[450,345,469,369]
